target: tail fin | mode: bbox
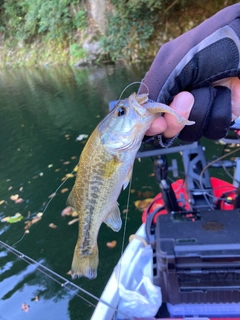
[71,245,99,280]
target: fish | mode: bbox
[67,92,194,279]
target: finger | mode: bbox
[213,77,240,120]
[163,92,194,138]
[145,116,167,136]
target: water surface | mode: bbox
[0,64,235,320]
[0,64,163,320]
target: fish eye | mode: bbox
[116,106,126,117]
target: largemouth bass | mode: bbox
[67,93,194,279]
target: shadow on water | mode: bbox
[0,63,160,320]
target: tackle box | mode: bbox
[153,209,240,305]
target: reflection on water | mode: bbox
[0,64,159,320]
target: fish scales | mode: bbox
[67,93,195,279]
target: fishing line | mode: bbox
[200,146,240,193]
[118,81,149,101]
[114,175,133,320]
[221,144,240,184]
[12,166,76,247]
[0,240,131,319]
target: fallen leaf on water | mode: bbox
[134,198,154,211]
[138,190,155,198]
[0,200,4,205]
[148,173,155,177]
[21,303,29,312]
[8,186,13,191]
[61,206,73,216]
[48,164,53,168]
[73,166,78,172]
[36,212,43,218]
[106,240,117,248]
[49,223,57,229]
[122,209,129,214]
[61,188,69,194]
[71,156,77,160]
[71,210,78,217]
[24,217,41,230]
[25,230,30,234]
[76,134,88,141]
[66,270,71,275]
[130,189,136,194]
[63,161,70,165]
[8,213,23,224]
[48,193,56,199]
[55,168,61,172]
[39,172,43,176]
[65,173,74,178]
[68,218,78,225]
[10,194,19,201]
[1,216,10,222]
[19,186,23,191]
[15,198,23,204]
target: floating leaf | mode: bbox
[61,188,69,194]
[106,240,117,248]
[49,223,57,229]
[134,198,154,211]
[68,218,78,225]
[25,229,30,234]
[48,164,53,168]
[73,166,78,173]
[66,270,71,275]
[39,172,43,176]
[8,213,23,223]
[48,193,56,199]
[21,303,29,312]
[63,161,70,165]
[76,134,88,141]
[15,198,23,204]
[71,156,77,160]
[71,210,78,217]
[10,194,19,201]
[0,200,4,205]
[36,212,43,218]
[55,168,61,172]
[122,209,129,214]
[19,186,23,191]
[61,206,73,216]
[24,216,41,230]
[1,216,10,222]
[65,173,74,178]
[8,186,13,191]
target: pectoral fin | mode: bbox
[144,102,195,126]
[103,157,121,179]
[104,204,122,232]
[67,190,76,209]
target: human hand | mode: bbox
[140,4,240,142]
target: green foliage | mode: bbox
[2,0,87,41]
[101,0,164,61]
[69,43,87,60]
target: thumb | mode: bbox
[163,91,194,138]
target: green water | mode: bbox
[0,64,237,320]
[0,64,164,320]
